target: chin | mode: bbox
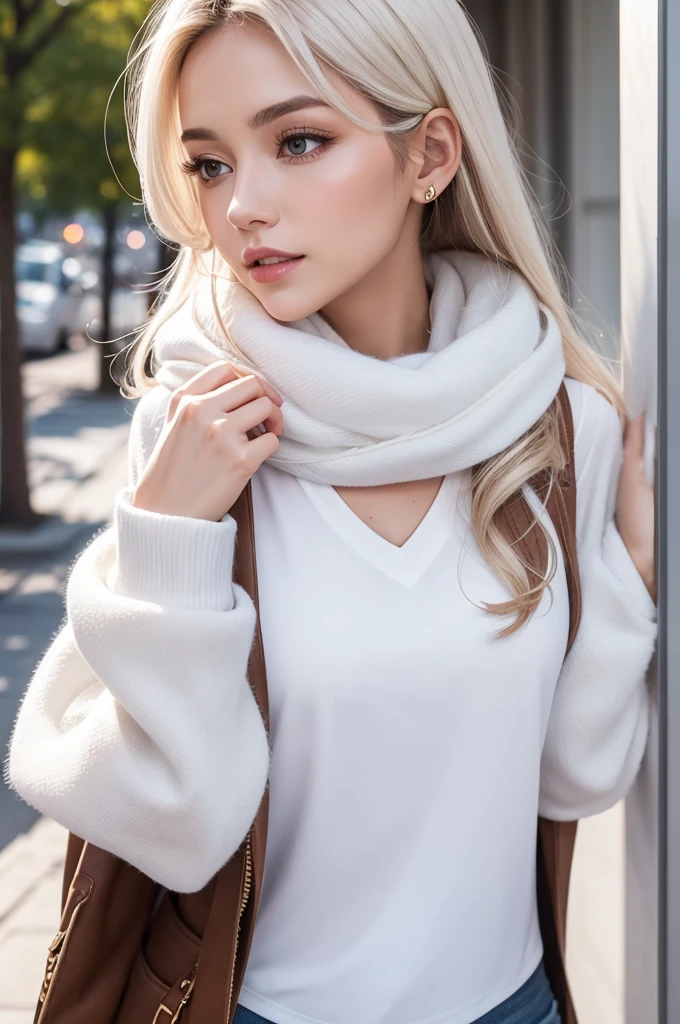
[251,288,326,324]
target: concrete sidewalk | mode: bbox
[0,346,133,851]
[0,345,132,558]
[0,819,68,1023]
[0,345,133,1020]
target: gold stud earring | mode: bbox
[424,184,437,202]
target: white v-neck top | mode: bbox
[296,472,460,587]
[237,461,569,1024]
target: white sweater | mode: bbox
[5,376,657,919]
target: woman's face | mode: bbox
[177,21,427,323]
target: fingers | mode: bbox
[172,359,240,396]
[245,428,281,467]
[228,395,285,437]
[210,372,283,413]
[168,360,285,438]
[167,359,283,420]
[212,360,284,407]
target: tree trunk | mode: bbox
[0,147,39,526]
[98,203,120,393]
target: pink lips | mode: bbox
[248,256,305,283]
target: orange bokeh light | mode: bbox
[126,230,146,250]
[63,223,84,245]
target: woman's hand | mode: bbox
[132,360,284,522]
[615,411,656,603]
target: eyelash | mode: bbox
[180,126,335,184]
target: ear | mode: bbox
[409,108,462,202]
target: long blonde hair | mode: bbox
[121,0,625,637]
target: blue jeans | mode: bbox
[232,957,561,1024]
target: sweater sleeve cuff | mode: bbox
[111,487,237,611]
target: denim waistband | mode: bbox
[233,957,560,1024]
[472,958,559,1023]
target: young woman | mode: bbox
[7,1,657,1023]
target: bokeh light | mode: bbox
[63,223,84,245]
[126,230,146,250]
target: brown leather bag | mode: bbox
[33,380,582,1024]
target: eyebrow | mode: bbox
[180,95,332,143]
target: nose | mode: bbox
[226,170,279,232]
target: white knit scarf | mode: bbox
[153,249,566,485]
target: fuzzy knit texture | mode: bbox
[152,249,567,485]
[4,252,657,897]
[5,376,657,896]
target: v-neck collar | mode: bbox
[296,474,459,586]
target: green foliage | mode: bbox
[1,0,149,214]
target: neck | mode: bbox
[317,243,432,360]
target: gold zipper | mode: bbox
[38,930,67,1004]
[224,830,254,1024]
[38,885,91,1011]
[159,831,253,1024]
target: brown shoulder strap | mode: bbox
[516,382,581,1024]
[233,480,270,731]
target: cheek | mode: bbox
[301,145,402,249]
[199,190,227,242]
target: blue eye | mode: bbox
[277,128,334,162]
[180,157,229,182]
[282,135,323,158]
[201,158,227,179]
[179,127,334,185]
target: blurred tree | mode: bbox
[19,0,149,393]
[0,0,147,525]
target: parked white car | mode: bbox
[15,241,85,355]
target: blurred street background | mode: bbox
[0,344,133,1021]
[0,2,163,1016]
[0,0,163,841]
